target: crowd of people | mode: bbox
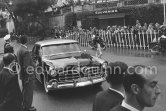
[0,35,36,111]
[0,20,163,111]
[53,20,165,36]
[93,62,161,111]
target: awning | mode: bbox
[88,13,125,19]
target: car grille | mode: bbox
[58,66,103,82]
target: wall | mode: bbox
[48,14,65,28]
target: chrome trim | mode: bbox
[93,78,105,83]
[46,77,105,90]
[57,83,74,88]
[58,66,103,82]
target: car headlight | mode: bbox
[49,67,57,77]
[102,62,108,69]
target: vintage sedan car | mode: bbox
[32,39,107,93]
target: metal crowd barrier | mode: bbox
[65,30,159,50]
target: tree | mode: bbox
[1,0,52,35]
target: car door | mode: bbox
[32,44,42,83]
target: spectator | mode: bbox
[142,23,148,32]
[0,45,15,72]
[132,26,139,45]
[3,34,11,53]
[111,65,161,111]
[95,32,102,58]
[93,61,128,111]
[135,20,142,31]
[147,23,154,33]
[154,22,161,31]
[16,35,36,111]
[0,53,22,111]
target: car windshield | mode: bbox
[42,42,80,56]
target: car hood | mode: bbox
[43,57,91,68]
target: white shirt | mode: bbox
[121,100,140,111]
[109,87,125,98]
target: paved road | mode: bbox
[0,39,166,111]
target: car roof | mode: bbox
[35,39,78,47]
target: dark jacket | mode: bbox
[0,54,17,72]
[0,68,22,111]
[93,89,124,111]
[16,45,35,82]
[0,61,3,72]
[110,105,131,111]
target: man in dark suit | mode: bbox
[110,65,161,111]
[0,44,15,71]
[0,53,22,111]
[16,35,36,111]
[93,61,128,111]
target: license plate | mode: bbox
[77,77,88,82]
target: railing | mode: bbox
[65,31,159,50]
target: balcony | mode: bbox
[92,0,161,11]
[94,0,148,10]
[61,0,162,13]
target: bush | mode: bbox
[0,28,8,38]
[130,4,163,24]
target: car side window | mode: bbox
[32,45,37,54]
[33,45,40,56]
[33,45,42,66]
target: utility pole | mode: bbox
[162,0,166,24]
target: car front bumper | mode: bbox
[47,77,105,90]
